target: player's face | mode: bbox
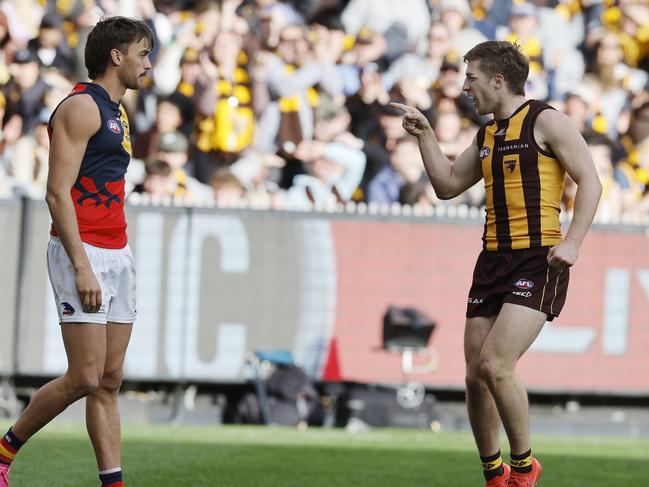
[462,60,497,116]
[117,37,152,90]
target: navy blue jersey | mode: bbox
[48,82,132,248]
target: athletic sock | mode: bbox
[480,450,505,481]
[510,449,533,474]
[0,429,25,465]
[99,467,124,486]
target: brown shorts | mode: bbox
[466,246,569,321]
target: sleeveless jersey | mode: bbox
[48,82,132,249]
[477,99,565,251]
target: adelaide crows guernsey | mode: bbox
[477,100,565,251]
[49,82,132,249]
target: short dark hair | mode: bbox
[85,16,154,80]
[145,159,173,177]
[399,181,429,206]
[463,41,529,96]
[583,132,613,149]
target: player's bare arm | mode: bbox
[390,102,482,199]
[534,109,602,268]
[46,95,103,313]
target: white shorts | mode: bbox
[47,237,137,325]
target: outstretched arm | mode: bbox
[535,109,602,268]
[390,102,482,199]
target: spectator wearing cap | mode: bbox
[139,132,213,203]
[437,0,487,63]
[339,26,388,97]
[254,0,305,50]
[9,106,51,197]
[500,3,543,72]
[4,48,48,137]
[496,2,548,99]
[26,12,75,76]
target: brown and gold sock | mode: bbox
[510,449,533,474]
[480,450,505,481]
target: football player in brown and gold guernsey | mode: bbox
[391,40,601,487]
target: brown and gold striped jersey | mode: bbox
[477,100,565,251]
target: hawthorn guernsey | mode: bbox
[48,82,132,249]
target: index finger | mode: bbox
[388,102,414,114]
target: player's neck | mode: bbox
[91,76,127,104]
[493,95,528,121]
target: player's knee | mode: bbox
[479,357,508,386]
[66,373,102,398]
[465,365,485,391]
[100,368,124,394]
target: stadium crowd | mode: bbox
[0,0,647,223]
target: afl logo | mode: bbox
[514,278,534,290]
[107,119,121,134]
[479,146,490,160]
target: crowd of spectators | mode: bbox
[0,0,647,224]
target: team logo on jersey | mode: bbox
[514,278,534,290]
[494,127,507,136]
[107,119,121,134]
[505,159,517,173]
[479,146,491,160]
[61,302,75,316]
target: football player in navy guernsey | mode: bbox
[0,17,153,487]
[391,41,601,487]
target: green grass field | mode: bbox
[1,420,648,486]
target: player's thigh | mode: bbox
[481,303,547,365]
[103,322,133,376]
[464,315,497,367]
[61,322,107,379]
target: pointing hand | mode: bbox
[389,102,431,136]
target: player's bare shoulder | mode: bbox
[50,94,101,139]
[533,107,579,153]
